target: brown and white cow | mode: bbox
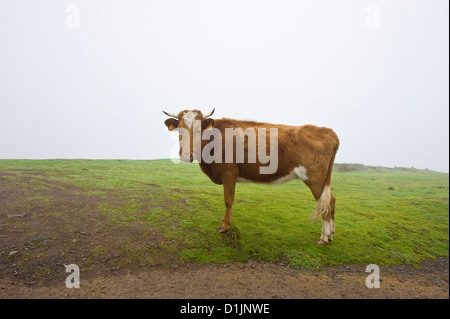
[163,109,340,244]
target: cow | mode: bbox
[163,108,340,244]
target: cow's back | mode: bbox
[203,119,337,183]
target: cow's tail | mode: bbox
[311,142,339,223]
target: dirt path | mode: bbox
[1,258,448,299]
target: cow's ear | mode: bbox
[165,118,179,131]
[202,118,215,130]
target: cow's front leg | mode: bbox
[218,175,236,233]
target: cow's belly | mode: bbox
[237,165,308,184]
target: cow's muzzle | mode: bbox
[180,153,194,163]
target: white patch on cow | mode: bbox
[182,111,198,129]
[271,165,308,184]
[293,165,308,181]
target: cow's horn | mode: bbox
[163,111,179,118]
[203,108,215,119]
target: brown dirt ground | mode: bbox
[0,171,448,299]
[0,258,448,299]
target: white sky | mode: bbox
[0,0,448,172]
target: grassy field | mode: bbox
[0,159,448,270]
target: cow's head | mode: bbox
[163,108,215,162]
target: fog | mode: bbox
[0,0,448,172]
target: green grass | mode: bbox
[0,159,448,269]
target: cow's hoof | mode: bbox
[217,226,229,233]
[316,239,328,245]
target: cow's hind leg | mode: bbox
[314,185,336,244]
[305,180,336,244]
[305,146,338,244]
